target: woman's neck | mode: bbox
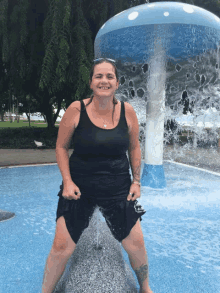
[92,95,114,115]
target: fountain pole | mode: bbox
[142,35,167,189]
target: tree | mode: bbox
[0,0,134,129]
[1,0,220,130]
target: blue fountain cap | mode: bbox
[96,2,220,38]
[95,2,220,63]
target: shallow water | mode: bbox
[0,161,219,292]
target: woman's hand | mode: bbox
[62,181,81,200]
[127,182,141,201]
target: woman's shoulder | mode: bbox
[64,100,86,129]
[123,101,131,108]
[68,98,89,111]
[123,101,133,116]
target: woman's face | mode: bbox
[90,62,119,98]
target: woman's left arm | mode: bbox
[126,103,142,201]
[127,147,142,201]
[128,147,142,183]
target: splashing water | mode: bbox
[115,44,220,165]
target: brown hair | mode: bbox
[83,58,120,125]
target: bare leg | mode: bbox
[128,247,152,293]
[122,220,153,293]
[42,216,76,293]
[42,248,73,293]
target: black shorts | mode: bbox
[56,174,146,244]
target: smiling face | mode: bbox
[89,62,119,98]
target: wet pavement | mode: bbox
[0,149,73,167]
[1,146,220,174]
[163,145,220,174]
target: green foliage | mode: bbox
[39,42,55,93]
[19,0,29,46]
[40,0,70,94]
[10,5,20,24]
[80,64,90,84]
[56,37,70,83]
[63,1,71,27]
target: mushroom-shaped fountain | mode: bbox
[94,1,220,189]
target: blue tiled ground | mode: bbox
[0,161,219,293]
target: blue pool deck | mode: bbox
[0,160,220,293]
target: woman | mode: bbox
[42,58,153,293]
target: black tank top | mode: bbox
[69,100,130,176]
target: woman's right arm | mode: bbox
[55,101,80,185]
